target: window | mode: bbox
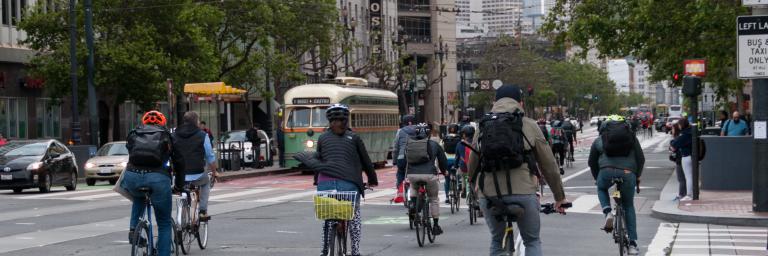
[311,107,329,127]
[10,0,16,25]
[2,0,9,25]
[36,99,60,139]
[288,108,311,128]
[399,17,431,43]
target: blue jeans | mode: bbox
[121,171,173,256]
[480,194,541,256]
[596,168,638,241]
[396,158,406,188]
[186,171,211,212]
[443,166,457,198]
[317,179,362,255]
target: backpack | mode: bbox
[601,121,635,157]
[128,126,171,167]
[478,111,529,172]
[562,121,574,134]
[550,127,565,145]
[442,135,461,154]
[406,137,432,164]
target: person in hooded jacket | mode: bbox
[393,115,417,190]
[406,123,449,235]
[173,111,217,220]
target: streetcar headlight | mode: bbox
[306,140,315,148]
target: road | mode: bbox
[0,127,747,256]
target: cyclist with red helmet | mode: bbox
[121,110,185,256]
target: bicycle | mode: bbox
[412,181,436,247]
[565,142,574,168]
[131,186,180,256]
[497,202,572,254]
[603,177,635,256]
[175,181,209,254]
[314,190,360,256]
[464,174,480,225]
[449,171,461,214]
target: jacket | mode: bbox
[172,122,207,175]
[393,125,417,160]
[588,137,645,179]
[671,127,692,157]
[246,127,261,144]
[126,125,186,187]
[296,130,378,193]
[406,139,448,175]
[467,98,565,201]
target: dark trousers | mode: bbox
[675,162,686,198]
[552,143,565,166]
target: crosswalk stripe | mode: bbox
[569,195,600,213]
[254,190,316,202]
[362,189,396,200]
[672,245,766,251]
[675,238,766,243]
[14,189,109,199]
[209,188,276,201]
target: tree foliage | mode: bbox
[542,0,747,99]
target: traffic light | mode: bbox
[682,76,702,97]
[673,72,680,82]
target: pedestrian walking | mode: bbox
[720,111,750,136]
[246,124,263,168]
[671,118,693,201]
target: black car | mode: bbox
[0,140,79,193]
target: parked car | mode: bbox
[665,116,681,133]
[590,116,601,126]
[219,130,274,168]
[84,141,128,186]
[654,118,666,132]
[0,140,79,193]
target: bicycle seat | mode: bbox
[138,186,152,194]
[486,199,525,221]
[414,181,428,187]
[611,178,624,185]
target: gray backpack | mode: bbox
[405,137,432,164]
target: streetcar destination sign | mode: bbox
[738,16,768,78]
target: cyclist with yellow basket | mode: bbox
[294,104,378,256]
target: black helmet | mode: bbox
[415,123,430,138]
[401,114,415,125]
[460,125,475,138]
[448,124,460,134]
[326,104,350,121]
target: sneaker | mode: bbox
[603,214,614,232]
[680,196,693,201]
[559,167,565,175]
[432,224,443,236]
[128,230,147,246]
[628,244,640,255]
[199,210,211,222]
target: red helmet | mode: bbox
[142,110,167,126]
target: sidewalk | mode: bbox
[216,162,296,182]
[652,172,768,226]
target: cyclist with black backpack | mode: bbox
[122,110,185,256]
[588,115,645,255]
[549,120,567,175]
[467,85,568,256]
[405,123,448,236]
[442,124,461,203]
[562,118,577,161]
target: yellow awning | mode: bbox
[184,82,246,95]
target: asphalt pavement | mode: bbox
[0,127,724,256]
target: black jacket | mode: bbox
[295,130,377,193]
[246,127,261,145]
[126,125,186,187]
[173,122,207,175]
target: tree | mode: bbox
[20,0,221,109]
[542,0,747,102]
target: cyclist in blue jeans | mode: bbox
[294,104,378,256]
[393,115,417,191]
[172,111,217,220]
[588,115,645,255]
[122,110,185,256]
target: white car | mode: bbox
[590,116,601,126]
[219,130,273,169]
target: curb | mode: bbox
[217,167,299,182]
[651,172,768,226]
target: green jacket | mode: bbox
[588,137,645,179]
[468,98,566,201]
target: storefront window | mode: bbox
[36,99,60,139]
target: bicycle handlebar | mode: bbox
[540,202,573,215]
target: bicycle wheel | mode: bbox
[336,222,347,256]
[452,176,461,212]
[502,224,515,254]
[171,219,180,256]
[415,197,425,247]
[449,176,457,214]
[616,207,628,256]
[468,192,477,225]
[196,219,208,249]
[424,198,435,243]
[179,198,193,254]
[131,221,150,256]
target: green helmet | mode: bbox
[606,114,625,122]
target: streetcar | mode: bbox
[282,77,399,168]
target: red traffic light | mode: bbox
[673,73,679,81]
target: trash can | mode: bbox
[221,149,242,171]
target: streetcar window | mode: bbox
[311,107,329,127]
[288,108,311,127]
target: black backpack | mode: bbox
[405,136,432,164]
[478,111,529,172]
[601,121,634,157]
[128,125,171,167]
[442,135,461,154]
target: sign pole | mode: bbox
[749,8,768,212]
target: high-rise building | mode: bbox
[482,0,523,36]
[456,0,485,38]
[398,0,457,124]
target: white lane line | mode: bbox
[361,189,397,200]
[71,192,122,200]
[569,195,600,213]
[675,233,767,237]
[0,200,126,222]
[254,190,316,202]
[562,134,670,184]
[562,168,590,183]
[645,223,677,256]
[676,228,767,233]
[14,189,108,199]
[672,245,766,251]
[209,188,276,201]
[675,238,767,243]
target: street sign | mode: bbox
[743,0,768,6]
[480,80,490,90]
[684,59,706,77]
[492,79,503,90]
[737,16,768,78]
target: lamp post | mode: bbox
[434,35,448,124]
[68,0,80,144]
